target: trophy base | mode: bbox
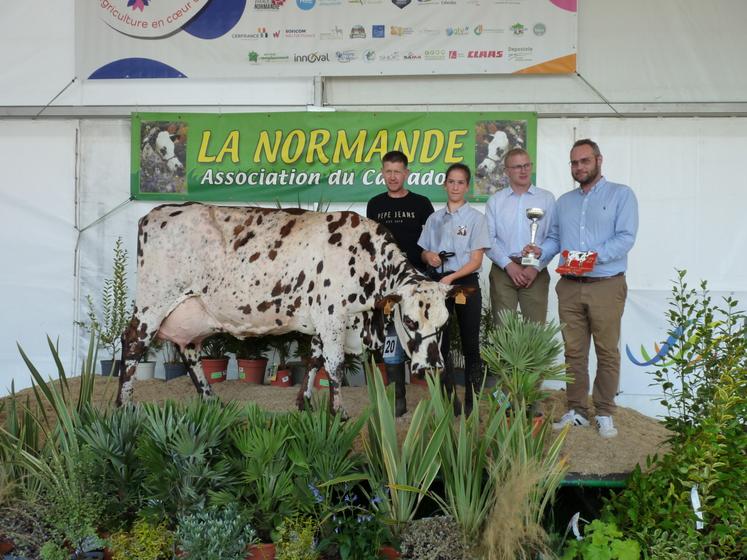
[521,255,540,267]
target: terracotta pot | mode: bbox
[313,367,330,389]
[201,357,229,384]
[246,542,276,560]
[237,358,267,383]
[270,368,293,387]
[380,545,400,559]
[409,372,429,387]
[0,538,15,554]
[531,414,545,437]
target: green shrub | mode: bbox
[109,518,174,560]
[560,519,640,560]
[275,515,319,560]
[176,503,256,560]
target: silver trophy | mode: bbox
[521,207,545,267]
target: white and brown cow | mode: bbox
[119,202,458,413]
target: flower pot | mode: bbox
[532,414,545,437]
[376,362,389,385]
[246,542,275,560]
[0,538,14,554]
[201,357,229,384]
[313,367,330,389]
[100,359,123,376]
[135,360,156,380]
[270,368,293,387]
[237,358,267,383]
[380,545,400,559]
[164,362,188,380]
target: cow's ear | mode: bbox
[374,294,402,315]
[170,134,178,142]
[447,285,478,300]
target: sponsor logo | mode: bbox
[296,0,316,8]
[350,25,366,38]
[424,49,446,60]
[319,0,341,4]
[626,323,702,367]
[390,26,414,37]
[448,49,462,59]
[272,30,281,38]
[127,0,149,11]
[507,46,533,61]
[294,52,330,63]
[510,22,526,35]
[446,26,469,36]
[417,0,434,3]
[255,0,286,9]
[379,51,401,61]
[363,49,376,62]
[533,22,546,36]
[285,28,315,38]
[467,49,503,58]
[403,51,422,60]
[474,24,504,35]
[391,0,411,8]
[248,51,259,63]
[336,50,357,62]
[260,52,290,63]
[420,27,441,35]
[372,24,385,38]
[232,29,268,40]
[319,26,343,40]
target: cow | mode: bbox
[476,130,509,179]
[142,126,184,176]
[119,202,461,413]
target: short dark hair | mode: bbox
[382,150,409,167]
[572,138,601,157]
[445,162,471,184]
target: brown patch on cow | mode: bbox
[233,231,255,251]
[276,319,283,326]
[316,294,321,305]
[350,268,356,277]
[169,210,183,217]
[359,232,375,260]
[271,281,283,297]
[328,214,347,234]
[348,257,355,266]
[142,306,149,313]
[160,221,168,229]
[307,281,315,292]
[233,224,245,236]
[224,216,231,222]
[283,208,305,216]
[238,304,252,314]
[329,232,342,245]
[280,219,296,237]
[308,296,313,305]
[274,240,283,249]
[350,213,360,228]
[294,271,306,290]
[293,296,302,308]
[247,252,259,262]
[269,250,277,260]
[244,215,254,227]
[324,279,331,287]
[257,215,263,226]
[257,301,273,312]
[317,261,323,274]
[202,285,208,294]
[348,293,356,303]
[328,305,334,315]
[326,215,334,222]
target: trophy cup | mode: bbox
[521,207,545,267]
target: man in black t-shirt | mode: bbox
[366,150,434,416]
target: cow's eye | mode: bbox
[404,317,417,330]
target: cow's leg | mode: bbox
[180,344,215,400]
[118,308,159,406]
[296,336,324,410]
[317,326,346,416]
[295,369,311,411]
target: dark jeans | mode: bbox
[440,273,483,406]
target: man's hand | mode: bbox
[505,262,527,287]
[522,244,542,258]
[520,266,539,288]
[423,250,442,268]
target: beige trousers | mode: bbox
[555,275,628,417]
[489,263,550,325]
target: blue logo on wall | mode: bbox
[297,0,315,9]
[372,25,385,38]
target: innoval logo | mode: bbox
[625,322,701,367]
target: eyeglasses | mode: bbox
[570,156,597,167]
[507,163,532,171]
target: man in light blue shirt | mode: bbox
[533,139,638,438]
[486,148,557,324]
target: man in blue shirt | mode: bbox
[486,147,557,325]
[532,139,638,438]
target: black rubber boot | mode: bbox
[386,363,407,417]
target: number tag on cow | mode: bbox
[383,335,398,359]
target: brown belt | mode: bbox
[562,272,624,283]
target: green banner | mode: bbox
[132,112,537,203]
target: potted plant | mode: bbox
[231,335,269,384]
[136,337,163,381]
[109,518,174,560]
[81,237,133,376]
[176,503,257,560]
[274,516,318,560]
[267,334,294,387]
[162,342,187,381]
[200,334,230,384]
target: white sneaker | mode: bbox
[595,415,618,438]
[552,409,590,430]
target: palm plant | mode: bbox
[482,309,570,412]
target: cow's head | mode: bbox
[142,127,184,175]
[476,130,509,178]
[376,280,468,374]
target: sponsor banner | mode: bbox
[132,111,537,202]
[80,0,576,78]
